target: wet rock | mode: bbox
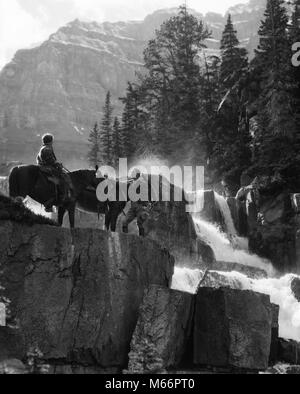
[291,194,300,214]
[265,364,300,374]
[143,185,215,268]
[212,261,268,279]
[291,277,300,302]
[0,221,174,369]
[201,191,223,226]
[278,339,300,365]
[0,177,8,196]
[127,286,194,373]
[47,365,119,375]
[296,231,300,273]
[249,192,298,273]
[0,327,25,362]
[269,304,280,366]
[0,359,27,375]
[227,198,249,237]
[194,288,272,371]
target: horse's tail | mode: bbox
[9,167,20,198]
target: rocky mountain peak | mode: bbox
[0,1,272,168]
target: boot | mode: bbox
[139,227,145,237]
[44,198,55,213]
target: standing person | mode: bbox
[122,170,151,237]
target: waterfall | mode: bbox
[214,193,237,237]
[171,190,300,342]
[172,268,300,342]
[191,191,274,275]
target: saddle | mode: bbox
[39,167,61,186]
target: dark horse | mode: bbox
[9,165,104,228]
[103,174,183,232]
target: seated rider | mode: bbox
[37,134,72,213]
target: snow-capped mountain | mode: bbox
[0,0,267,167]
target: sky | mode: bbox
[0,0,249,69]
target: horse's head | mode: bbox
[87,167,102,188]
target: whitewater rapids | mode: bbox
[172,191,300,342]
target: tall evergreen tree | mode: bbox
[209,15,251,189]
[255,3,295,135]
[220,14,248,89]
[290,0,300,130]
[112,117,125,166]
[120,84,138,160]
[99,91,114,165]
[250,0,300,186]
[122,5,211,162]
[87,122,101,167]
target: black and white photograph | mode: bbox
[0,0,300,378]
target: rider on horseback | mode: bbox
[37,134,73,212]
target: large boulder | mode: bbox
[0,327,25,362]
[201,191,224,227]
[212,261,268,279]
[269,304,280,366]
[278,339,300,365]
[248,192,299,273]
[291,277,300,302]
[0,221,174,370]
[142,182,215,268]
[0,359,27,375]
[127,286,194,373]
[194,288,273,371]
[296,231,300,274]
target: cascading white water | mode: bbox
[171,190,300,342]
[191,191,274,275]
[214,193,237,237]
[172,268,300,342]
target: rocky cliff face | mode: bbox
[0,1,267,167]
[0,221,174,371]
[228,187,300,273]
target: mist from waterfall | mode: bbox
[172,191,300,342]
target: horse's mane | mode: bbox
[70,169,96,187]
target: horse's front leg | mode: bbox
[58,207,66,227]
[105,210,112,231]
[110,211,119,232]
[68,203,76,229]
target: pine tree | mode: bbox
[99,91,113,165]
[125,5,211,162]
[290,0,300,43]
[220,14,248,89]
[250,0,299,185]
[112,117,125,166]
[290,0,300,130]
[209,15,251,189]
[87,122,101,167]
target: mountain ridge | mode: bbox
[0,0,267,168]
